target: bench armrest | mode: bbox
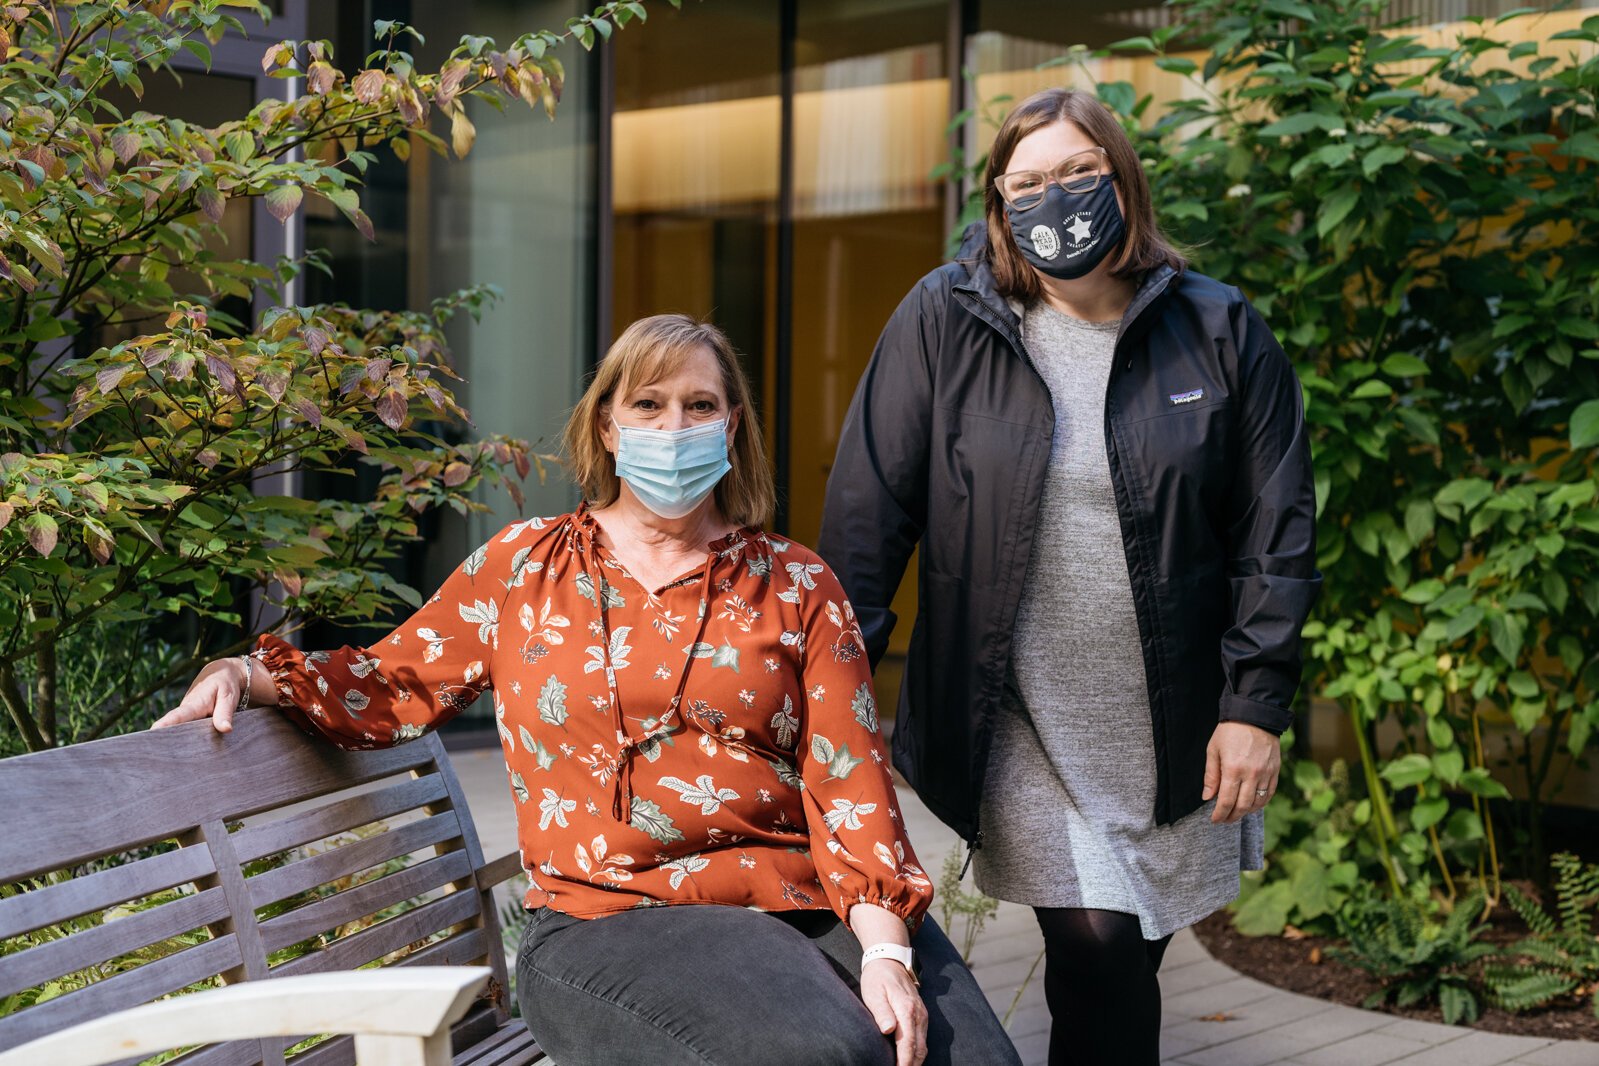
[0,967,491,1066]
[479,849,524,887]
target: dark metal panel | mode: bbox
[774,0,797,535]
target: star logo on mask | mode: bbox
[1065,214,1094,245]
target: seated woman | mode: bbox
[155,314,1019,1066]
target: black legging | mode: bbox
[1034,907,1172,1066]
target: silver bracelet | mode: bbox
[237,653,254,713]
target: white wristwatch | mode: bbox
[861,942,917,981]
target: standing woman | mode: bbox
[818,88,1320,1065]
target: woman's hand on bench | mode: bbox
[151,657,253,733]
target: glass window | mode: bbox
[610,2,783,457]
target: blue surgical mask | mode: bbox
[611,417,732,519]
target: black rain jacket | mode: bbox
[817,229,1321,844]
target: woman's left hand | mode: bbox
[1203,721,1280,823]
[860,958,927,1066]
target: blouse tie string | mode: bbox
[583,535,719,822]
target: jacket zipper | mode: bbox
[945,269,1180,842]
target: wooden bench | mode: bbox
[0,709,545,1066]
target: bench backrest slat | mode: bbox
[0,885,230,1000]
[231,774,452,865]
[257,850,473,956]
[0,716,440,880]
[0,934,244,1049]
[245,811,465,912]
[0,843,216,940]
[268,890,481,980]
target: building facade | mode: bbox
[185,0,1593,731]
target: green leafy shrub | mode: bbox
[1232,751,1364,935]
[976,0,1599,915]
[1483,851,1599,1017]
[1333,888,1494,1024]
[0,0,675,753]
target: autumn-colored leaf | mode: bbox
[307,60,335,95]
[140,346,171,367]
[111,129,140,163]
[302,325,329,355]
[87,532,113,564]
[365,357,392,382]
[1308,946,1323,965]
[347,207,375,242]
[436,59,469,107]
[450,105,476,158]
[353,68,386,104]
[196,187,225,223]
[397,83,425,125]
[257,368,289,402]
[196,449,220,469]
[264,184,302,223]
[24,513,58,557]
[0,502,12,531]
[205,352,238,394]
[294,398,323,428]
[376,388,407,430]
[274,569,303,597]
[443,461,470,487]
[96,366,127,394]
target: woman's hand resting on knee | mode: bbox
[851,903,927,1065]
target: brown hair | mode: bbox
[982,88,1185,301]
[563,313,775,527]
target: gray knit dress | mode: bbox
[973,301,1264,941]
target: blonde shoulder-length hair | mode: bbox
[563,314,775,528]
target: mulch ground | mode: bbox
[1191,910,1599,1044]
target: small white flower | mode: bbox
[1329,127,1348,138]
[1226,183,1252,199]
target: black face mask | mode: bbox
[1002,174,1125,280]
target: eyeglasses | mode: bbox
[996,147,1114,209]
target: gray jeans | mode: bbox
[515,904,1021,1066]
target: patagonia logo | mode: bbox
[1168,388,1205,406]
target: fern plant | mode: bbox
[1483,852,1599,1018]
[1332,888,1494,1024]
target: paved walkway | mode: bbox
[448,747,1596,1066]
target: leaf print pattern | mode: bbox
[519,597,571,646]
[254,511,928,927]
[769,695,799,750]
[629,796,685,844]
[823,799,877,833]
[585,627,632,675]
[459,598,500,647]
[810,734,864,781]
[537,675,568,727]
[662,853,709,889]
[576,570,626,609]
[417,627,451,663]
[539,788,577,831]
[658,774,741,815]
[851,683,879,733]
[786,561,823,590]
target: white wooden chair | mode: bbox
[0,967,491,1066]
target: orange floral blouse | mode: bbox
[254,506,933,927]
